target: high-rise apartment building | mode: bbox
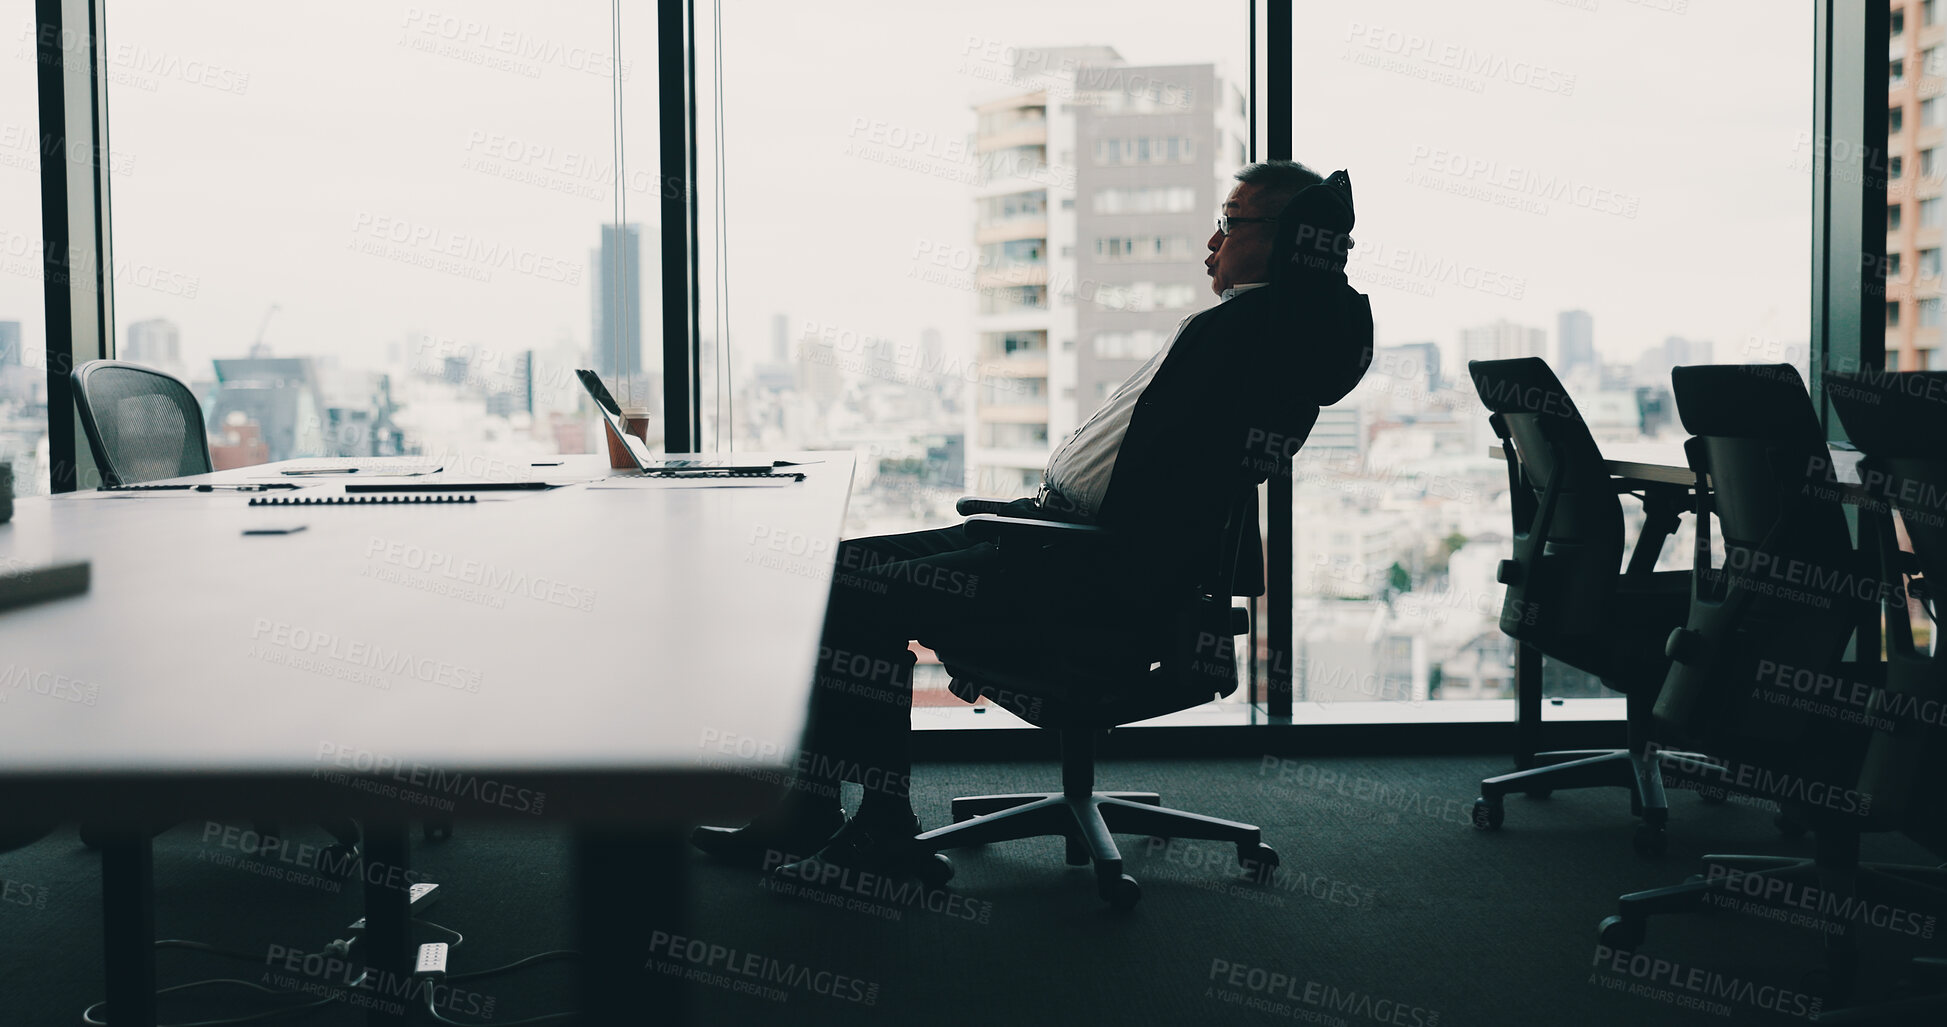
[1556,309,1594,374]
[124,318,181,369]
[1889,1,1944,370]
[1460,319,1546,366]
[968,48,1248,494]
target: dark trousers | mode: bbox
[798,524,1019,809]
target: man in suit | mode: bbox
[694,159,1374,879]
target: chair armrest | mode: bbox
[963,513,1110,545]
[956,495,1034,517]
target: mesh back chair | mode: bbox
[69,360,213,487]
[1465,357,1696,854]
[1596,366,1885,994]
[917,479,1286,909]
[65,359,375,856]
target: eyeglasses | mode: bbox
[1214,215,1277,236]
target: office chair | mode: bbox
[69,360,214,487]
[1595,366,1884,985]
[917,481,1283,909]
[1798,372,1947,1019]
[63,360,415,856]
[1465,357,1698,854]
[910,171,1372,909]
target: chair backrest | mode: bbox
[69,360,213,487]
[1828,371,1947,843]
[1653,364,1861,747]
[1467,357,1624,656]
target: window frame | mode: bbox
[39,0,1877,750]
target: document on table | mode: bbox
[584,477,798,489]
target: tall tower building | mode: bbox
[771,313,790,365]
[1889,3,1944,371]
[968,49,1248,495]
[0,320,20,367]
[591,223,643,387]
[1556,309,1594,373]
[124,318,182,370]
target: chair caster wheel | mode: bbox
[1632,824,1667,857]
[917,854,953,887]
[1238,843,1279,874]
[321,844,360,879]
[1598,915,1645,950]
[1775,814,1808,839]
[1100,874,1141,909]
[1472,798,1503,830]
[423,819,452,842]
[1525,787,1554,799]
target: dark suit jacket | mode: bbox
[1089,274,1372,585]
[1019,172,1375,602]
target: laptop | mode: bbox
[575,370,772,475]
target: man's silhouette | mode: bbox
[694,159,1374,879]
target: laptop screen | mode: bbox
[576,370,655,470]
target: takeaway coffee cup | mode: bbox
[605,410,653,468]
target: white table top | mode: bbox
[0,453,854,824]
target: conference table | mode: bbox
[0,451,855,1025]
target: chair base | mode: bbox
[1473,747,1718,856]
[1597,851,1947,1002]
[919,789,1275,909]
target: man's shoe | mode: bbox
[690,806,846,870]
[768,811,952,887]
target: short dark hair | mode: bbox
[1233,160,1324,213]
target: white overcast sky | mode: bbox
[0,1,1811,382]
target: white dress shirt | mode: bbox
[1040,283,1267,522]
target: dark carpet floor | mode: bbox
[3,754,1941,1026]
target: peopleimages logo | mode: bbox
[1650,743,1871,817]
[1207,959,1439,1026]
[1590,945,1820,1020]
[314,742,545,815]
[645,931,879,1005]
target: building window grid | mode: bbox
[977,190,1048,225]
[1093,235,1197,262]
[1093,135,1197,166]
[1091,185,1197,214]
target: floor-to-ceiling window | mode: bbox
[1287,0,1813,719]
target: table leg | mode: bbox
[576,827,687,1025]
[101,831,156,1027]
[1515,641,1543,770]
[362,819,414,1027]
